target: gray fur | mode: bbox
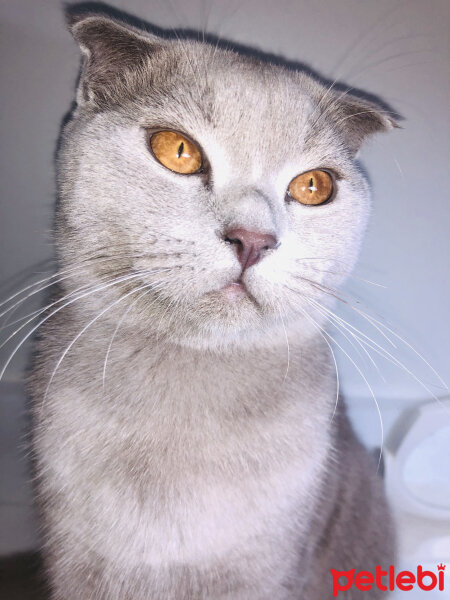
[30,11,397,599]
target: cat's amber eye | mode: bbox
[149,131,203,175]
[287,170,334,206]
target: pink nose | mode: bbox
[224,228,278,270]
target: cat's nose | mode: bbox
[224,228,278,270]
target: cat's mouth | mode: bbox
[204,278,260,308]
[218,279,261,307]
[220,280,248,299]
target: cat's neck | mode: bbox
[100,320,336,417]
[49,300,336,426]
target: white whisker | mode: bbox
[309,297,386,383]
[349,306,448,390]
[307,294,449,412]
[277,300,290,383]
[44,280,167,404]
[0,270,170,382]
[102,283,165,389]
[298,299,384,473]
[0,252,180,322]
[0,271,152,354]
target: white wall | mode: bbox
[1,0,449,402]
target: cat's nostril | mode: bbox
[225,236,243,247]
[224,227,278,270]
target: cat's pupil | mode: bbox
[177,142,184,159]
[309,177,314,193]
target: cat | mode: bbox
[29,6,398,599]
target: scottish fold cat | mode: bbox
[29,7,398,599]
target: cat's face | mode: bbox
[58,14,396,349]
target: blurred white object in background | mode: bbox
[385,399,450,521]
[384,399,450,597]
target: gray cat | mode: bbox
[29,8,398,599]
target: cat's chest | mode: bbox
[54,386,328,567]
[90,451,322,569]
[41,335,332,566]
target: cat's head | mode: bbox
[57,12,398,350]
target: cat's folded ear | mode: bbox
[66,11,163,107]
[328,90,401,154]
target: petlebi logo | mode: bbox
[330,563,446,597]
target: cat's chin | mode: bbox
[158,287,307,351]
[169,307,319,353]
[174,317,285,352]
[147,284,266,350]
